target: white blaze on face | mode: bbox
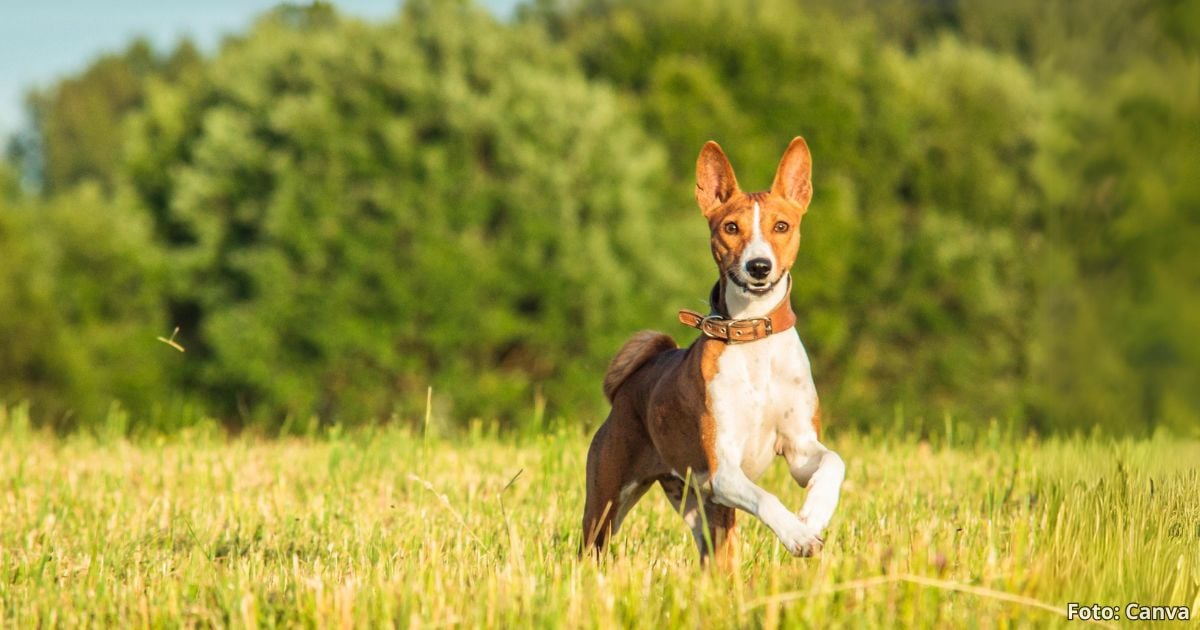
[740,201,775,275]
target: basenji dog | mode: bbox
[582,137,844,567]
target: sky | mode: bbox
[0,1,520,143]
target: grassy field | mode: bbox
[1,406,1198,628]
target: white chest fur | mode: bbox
[707,329,819,480]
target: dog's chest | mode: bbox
[707,331,818,480]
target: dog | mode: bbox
[581,137,845,567]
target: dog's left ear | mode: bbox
[771,136,812,209]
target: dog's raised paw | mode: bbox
[790,537,824,557]
[778,519,824,557]
[799,535,826,557]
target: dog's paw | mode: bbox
[777,517,825,557]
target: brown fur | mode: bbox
[697,340,725,472]
[602,331,678,402]
[582,336,729,559]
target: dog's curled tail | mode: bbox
[603,330,677,402]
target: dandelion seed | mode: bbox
[156,326,186,352]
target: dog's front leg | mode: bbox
[709,466,823,556]
[786,441,845,537]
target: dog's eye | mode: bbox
[774,221,790,233]
[723,222,739,234]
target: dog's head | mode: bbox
[695,137,812,295]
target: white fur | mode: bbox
[704,273,845,556]
[724,269,789,320]
[739,202,776,284]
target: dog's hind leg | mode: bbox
[581,404,659,557]
[660,477,738,569]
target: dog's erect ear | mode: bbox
[695,141,740,215]
[771,136,812,209]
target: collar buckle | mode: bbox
[699,315,724,339]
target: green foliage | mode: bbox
[0,184,171,429]
[0,161,19,201]
[1030,56,1200,434]
[801,0,1200,434]
[0,0,1195,435]
[122,1,681,426]
[24,39,202,194]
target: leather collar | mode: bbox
[677,277,796,344]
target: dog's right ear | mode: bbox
[695,141,739,215]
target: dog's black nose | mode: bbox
[746,258,772,280]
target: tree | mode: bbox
[0,184,170,429]
[123,1,682,427]
[25,39,201,194]
[1029,58,1200,434]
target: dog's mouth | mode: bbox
[727,270,777,296]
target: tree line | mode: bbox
[1,0,1196,435]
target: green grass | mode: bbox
[1,406,1197,628]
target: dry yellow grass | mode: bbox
[1,406,1197,627]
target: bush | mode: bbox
[122,1,685,427]
[0,184,171,430]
